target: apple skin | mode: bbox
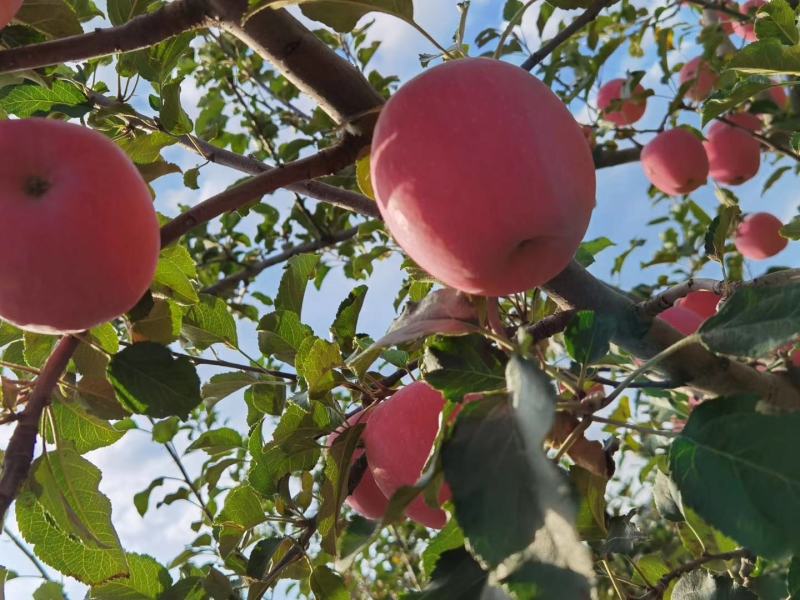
[0,119,160,334]
[767,85,789,110]
[704,114,761,186]
[327,411,390,521]
[734,212,788,259]
[679,57,718,102]
[597,79,647,126]
[732,0,766,42]
[658,305,705,336]
[370,57,596,297]
[640,129,709,195]
[363,381,450,529]
[0,0,23,29]
[676,291,721,320]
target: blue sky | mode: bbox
[2,1,800,597]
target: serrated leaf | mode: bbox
[15,0,83,38]
[671,395,800,558]
[275,253,319,315]
[186,427,243,455]
[45,399,126,454]
[182,294,238,350]
[118,131,177,164]
[0,81,88,118]
[295,337,343,397]
[108,342,201,419]
[730,38,800,75]
[107,0,156,26]
[754,0,798,46]
[564,310,616,365]
[16,448,128,584]
[702,76,774,125]
[699,283,800,357]
[91,553,173,599]
[217,485,265,530]
[258,310,314,363]
[310,565,350,600]
[423,334,506,402]
[153,247,199,305]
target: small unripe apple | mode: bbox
[734,212,788,259]
[679,57,718,102]
[363,381,450,529]
[641,129,709,195]
[597,79,648,126]
[0,0,22,29]
[732,0,766,42]
[676,291,721,320]
[327,411,389,521]
[371,58,596,296]
[0,119,160,334]
[658,305,705,336]
[704,113,761,185]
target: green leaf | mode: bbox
[23,332,56,368]
[699,283,800,358]
[244,378,287,419]
[246,537,282,579]
[702,76,774,125]
[32,582,66,600]
[295,337,343,397]
[571,465,608,539]
[16,448,128,584]
[704,204,741,263]
[330,285,367,355]
[15,0,83,38]
[131,299,183,344]
[186,427,243,455]
[117,131,178,164]
[275,254,319,315]
[403,548,488,599]
[788,556,800,596]
[564,310,616,365]
[670,395,800,558]
[152,416,181,444]
[133,478,165,517]
[258,310,314,363]
[729,38,800,75]
[0,81,88,117]
[217,485,266,530]
[46,399,126,454]
[182,294,238,350]
[153,246,199,305]
[310,565,350,600]
[754,0,798,46]
[574,237,615,267]
[422,520,465,577]
[653,469,684,523]
[108,342,202,419]
[91,553,173,599]
[423,334,506,402]
[107,0,155,25]
[270,0,414,33]
[781,216,800,240]
[160,79,193,135]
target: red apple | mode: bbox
[676,291,721,320]
[641,129,709,195]
[679,57,718,102]
[597,78,648,126]
[370,58,596,296]
[658,305,705,336]
[704,113,761,185]
[791,349,800,368]
[0,119,160,334]
[717,1,738,34]
[734,212,788,259]
[732,0,766,42]
[768,85,789,110]
[363,381,450,529]
[327,411,389,521]
[0,0,23,29]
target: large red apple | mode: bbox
[0,119,160,334]
[363,381,450,529]
[597,78,648,126]
[0,0,22,29]
[704,113,761,185]
[641,129,709,195]
[370,58,596,297]
[679,57,718,102]
[732,0,766,42]
[734,212,788,259]
[676,291,721,320]
[327,411,389,521]
[658,305,705,336]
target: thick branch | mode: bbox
[0,0,216,74]
[160,134,368,246]
[543,261,800,410]
[521,0,615,71]
[221,8,384,131]
[203,226,361,295]
[593,146,642,168]
[0,335,80,524]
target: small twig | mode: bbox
[524,309,577,342]
[0,335,80,525]
[253,518,317,598]
[638,278,724,318]
[2,526,52,580]
[593,146,642,168]
[162,439,215,523]
[521,0,616,70]
[645,549,751,598]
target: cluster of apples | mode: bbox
[598,61,789,261]
[329,382,450,528]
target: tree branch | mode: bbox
[0,0,217,74]
[203,225,361,296]
[593,146,642,168]
[543,261,800,410]
[0,335,80,525]
[160,134,369,247]
[2,525,52,580]
[645,549,751,598]
[521,0,616,71]
[638,278,725,317]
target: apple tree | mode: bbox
[1,0,800,598]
